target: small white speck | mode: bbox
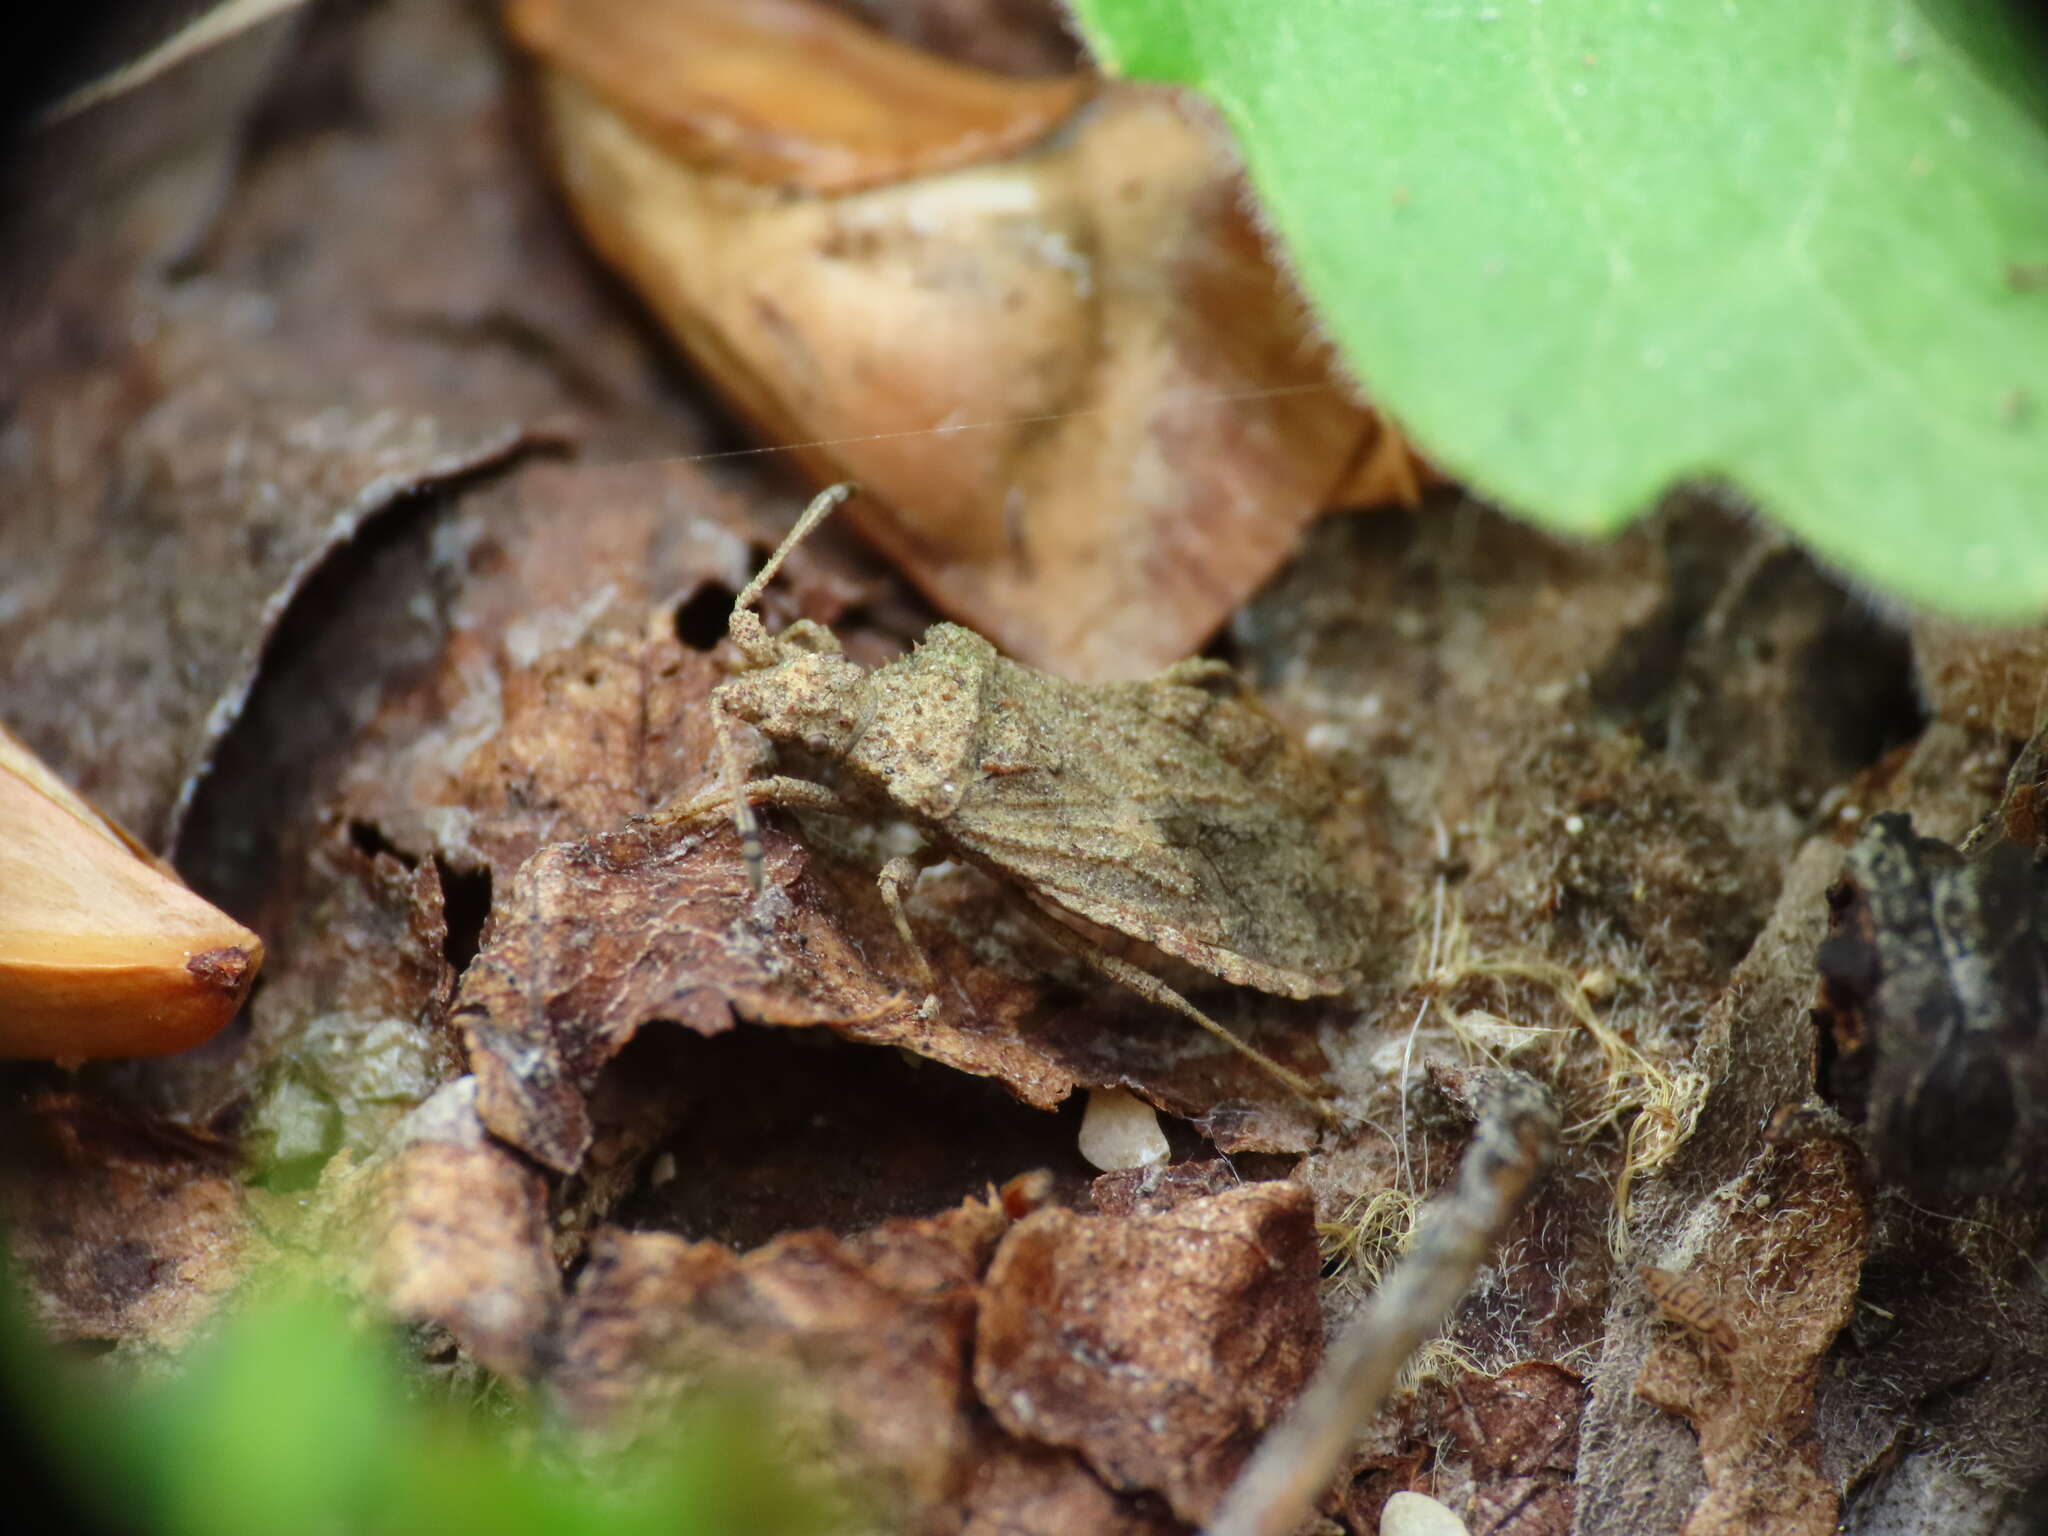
[1563,815,1585,836]
[1078,1087,1170,1172]
[1382,1490,1471,1536]
[1304,722,1349,755]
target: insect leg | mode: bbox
[877,853,941,993]
[1154,656,1240,691]
[647,773,854,893]
[1015,906,1334,1113]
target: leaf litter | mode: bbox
[3,2,2047,1533]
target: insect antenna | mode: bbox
[727,482,859,666]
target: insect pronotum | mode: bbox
[652,484,1371,1105]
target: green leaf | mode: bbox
[1069,0,2048,617]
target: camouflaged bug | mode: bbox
[654,484,1370,1102]
[1640,1264,1738,1356]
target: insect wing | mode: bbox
[938,659,1364,995]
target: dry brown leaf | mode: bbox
[455,813,1328,1175]
[320,458,878,884]
[454,823,919,1172]
[1633,1134,1869,1536]
[0,0,692,855]
[0,726,262,1060]
[0,1095,261,1349]
[509,0,1424,679]
[506,0,1088,192]
[550,1199,1010,1525]
[1445,1362,1585,1536]
[974,1181,1322,1525]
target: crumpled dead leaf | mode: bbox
[1633,1133,1869,1536]
[974,1180,1322,1526]
[508,0,1425,679]
[507,0,1088,192]
[322,461,794,882]
[551,1198,1010,1525]
[457,809,1328,1173]
[0,1095,262,1349]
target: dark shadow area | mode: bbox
[607,1025,1104,1250]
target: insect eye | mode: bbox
[805,732,832,753]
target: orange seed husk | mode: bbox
[0,725,263,1060]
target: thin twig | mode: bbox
[1205,1069,1559,1536]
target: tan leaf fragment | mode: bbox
[973,1181,1323,1526]
[1633,1135,1870,1536]
[510,0,1423,679]
[505,0,1088,193]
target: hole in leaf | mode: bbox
[435,855,492,979]
[674,581,738,651]
[346,817,416,868]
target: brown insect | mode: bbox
[1640,1264,1738,1356]
[653,484,1370,1102]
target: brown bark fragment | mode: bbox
[974,1182,1323,1525]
